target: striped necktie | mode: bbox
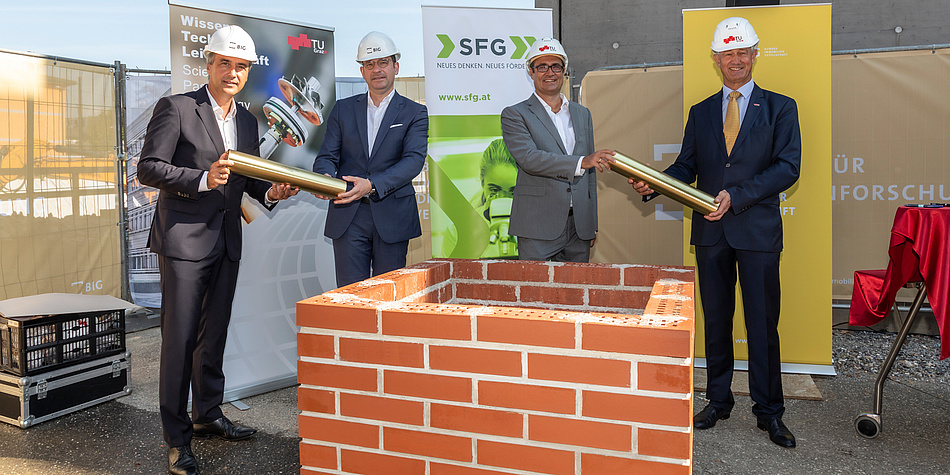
[723,90,742,155]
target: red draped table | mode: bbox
[850,206,950,438]
[849,206,950,358]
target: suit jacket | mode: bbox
[500,94,597,241]
[663,84,801,252]
[312,91,428,243]
[137,86,272,261]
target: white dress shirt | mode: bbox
[367,88,396,155]
[534,92,585,177]
[199,86,237,193]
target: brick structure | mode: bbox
[297,259,695,474]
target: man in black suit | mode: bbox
[632,17,801,448]
[138,26,297,474]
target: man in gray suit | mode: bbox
[501,37,615,262]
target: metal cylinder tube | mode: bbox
[611,152,718,215]
[226,150,348,198]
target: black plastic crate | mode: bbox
[0,309,125,376]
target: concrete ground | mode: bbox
[2,322,949,474]
[0,320,300,475]
[691,375,950,474]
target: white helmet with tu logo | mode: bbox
[203,25,257,63]
[525,37,568,71]
[711,17,759,53]
[356,31,401,63]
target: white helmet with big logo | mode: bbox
[356,31,401,63]
[711,17,759,53]
[525,37,569,71]
[203,25,258,63]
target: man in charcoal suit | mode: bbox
[138,26,297,474]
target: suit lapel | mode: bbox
[235,108,256,153]
[354,94,370,159]
[568,101,586,154]
[732,85,764,153]
[197,87,225,156]
[708,90,727,157]
[371,93,404,159]
[527,95,567,154]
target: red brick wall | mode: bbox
[297,259,694,474]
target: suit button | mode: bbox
[725,163,731,168]
[567,187,571,192]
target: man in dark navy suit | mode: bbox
[312,31,428,287]
[632,17,801,448]
[138,26,297,474]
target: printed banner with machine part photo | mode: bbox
[682,5,833,372]
[422,6,552,259]
[140,2,339,401]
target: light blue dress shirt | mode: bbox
[721,79,756,126]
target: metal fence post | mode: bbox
[114,61,130,301]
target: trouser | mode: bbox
[517,209,591,262]
[333,199,409,288]
[696,236,785,418]
[157,234,239,447]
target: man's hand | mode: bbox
[581,150,616,173]
[207,153,233,189]
[704,190,732,221]
[267,183,299,201]
[629,179,654,196]
[310,173,336,200]
[333,176,373,205]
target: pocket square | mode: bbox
[390,123,404,128]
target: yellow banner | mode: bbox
[683,5,832,368]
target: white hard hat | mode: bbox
[525,37,568,71]
[356,31,401,63]
[203,25,258,63]
[710,17,759,53]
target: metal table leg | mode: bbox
[854,281,928,438]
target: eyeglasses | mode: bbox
[532,63,564,74]
[362,57,393,70]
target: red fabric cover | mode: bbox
[849,206,950,359]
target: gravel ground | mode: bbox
[832,329,950,382]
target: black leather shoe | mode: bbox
[167,444,199,475]
[193,416,257,441]
[757,417,797,448]
[693,404,731,429]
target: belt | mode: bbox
[360,196,371,204]
[568,207,573,216]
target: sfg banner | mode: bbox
[422,6,552,259]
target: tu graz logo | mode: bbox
[435,35,537,59]
[288,34,328,54]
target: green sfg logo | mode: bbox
[436,35,537,59]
